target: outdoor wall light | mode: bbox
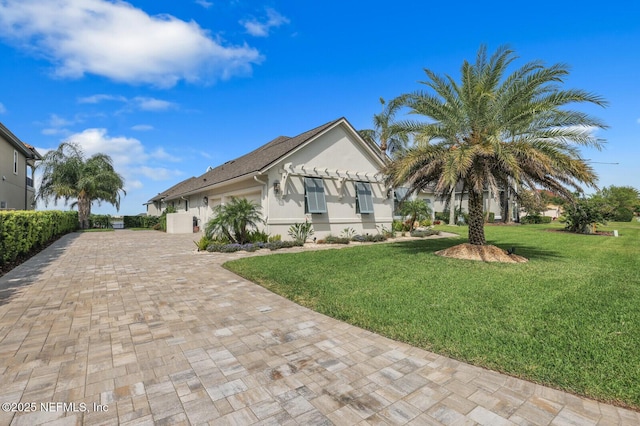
[273,181,281,195]
[203,196,208,206]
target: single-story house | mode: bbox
[0,121,41,210]
[395,184,512,223]
[147,118,394,238]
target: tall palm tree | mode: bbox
[385,45,607,246]
[359,97,409,157]
[38,142,126,229]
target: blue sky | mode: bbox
[0,0,638,215]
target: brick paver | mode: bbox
[0,230,637,425]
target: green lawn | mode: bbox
[224,220,640,408]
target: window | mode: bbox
[394,187,409,215]
[304,177,327,213]
[13,150,18,175]
[355,182,374,214]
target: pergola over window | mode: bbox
[304,177,327,213]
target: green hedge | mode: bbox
[123,215,160,229]
[0,210,78,266]
[520,214,553,224]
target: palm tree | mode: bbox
[359,97,409,157]
[205,197,264,244]
[399,199,432,230]
[385,45,607,247]
[38,142,126,229]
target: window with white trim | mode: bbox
[355,182,374,214]
[304,177,327,213]
[13,150,18,175]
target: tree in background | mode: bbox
[205,197,264,244]
[359,97,410,157]
[596,185,639,222]
[37,142,126,229]
[563,196,613,234]
[384,45,607,249]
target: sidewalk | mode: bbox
[0,230,637,425]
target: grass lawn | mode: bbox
[224,220,640,409]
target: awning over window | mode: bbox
[304,177,327,213]
[356,182,374,214]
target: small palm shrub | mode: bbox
[194,235,212,251]
[288,221,314,243]
[268,234,282,242]
[205,197,264,244]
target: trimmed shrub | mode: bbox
[351,234,387,243]
[0,210,78,266]
[410,229,441,238]
[124,215,160,229]
[323,235,350,244]
[521,214,552,224]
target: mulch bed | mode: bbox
[435,243,528,263]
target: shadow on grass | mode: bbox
[389,237,563,260]
[0,232,80,305]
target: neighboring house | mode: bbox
[394,184,509,222]
[147,118,394,238]
[0,122,41,210]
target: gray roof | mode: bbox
[155,117,383,202]
[0,121,42,160]
[148,177,197,202]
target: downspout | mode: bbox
[254,174,268,233]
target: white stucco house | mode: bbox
[146,118,394,238]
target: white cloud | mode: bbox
[77,94,176,112]
[135,166,182,181]
[132,124,154,131]
[195,0,213,8]
[241,8,289,37]
[151,147,181,162]
[133,97,175,111]
[126,180,144,190]
[0,102,6,114]
[66,128,146,167]
[78,94,127,104]
[62,128,184,189]
[0,0,263,87]
[41,113,80,135]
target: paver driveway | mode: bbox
[0,230,638,425]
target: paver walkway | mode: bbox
[0,231,637,425]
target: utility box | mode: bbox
[166,213,193,234]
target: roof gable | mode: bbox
[160,117,386,200]
[0,121,42,160]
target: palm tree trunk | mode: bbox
[468,190,486,245]
[78,195,91,229]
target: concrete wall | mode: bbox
[166,213,194,234]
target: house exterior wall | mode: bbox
[0,135,35,210]
[155,121,393,240]
[166,213,193,234]
[264,125,393,239]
